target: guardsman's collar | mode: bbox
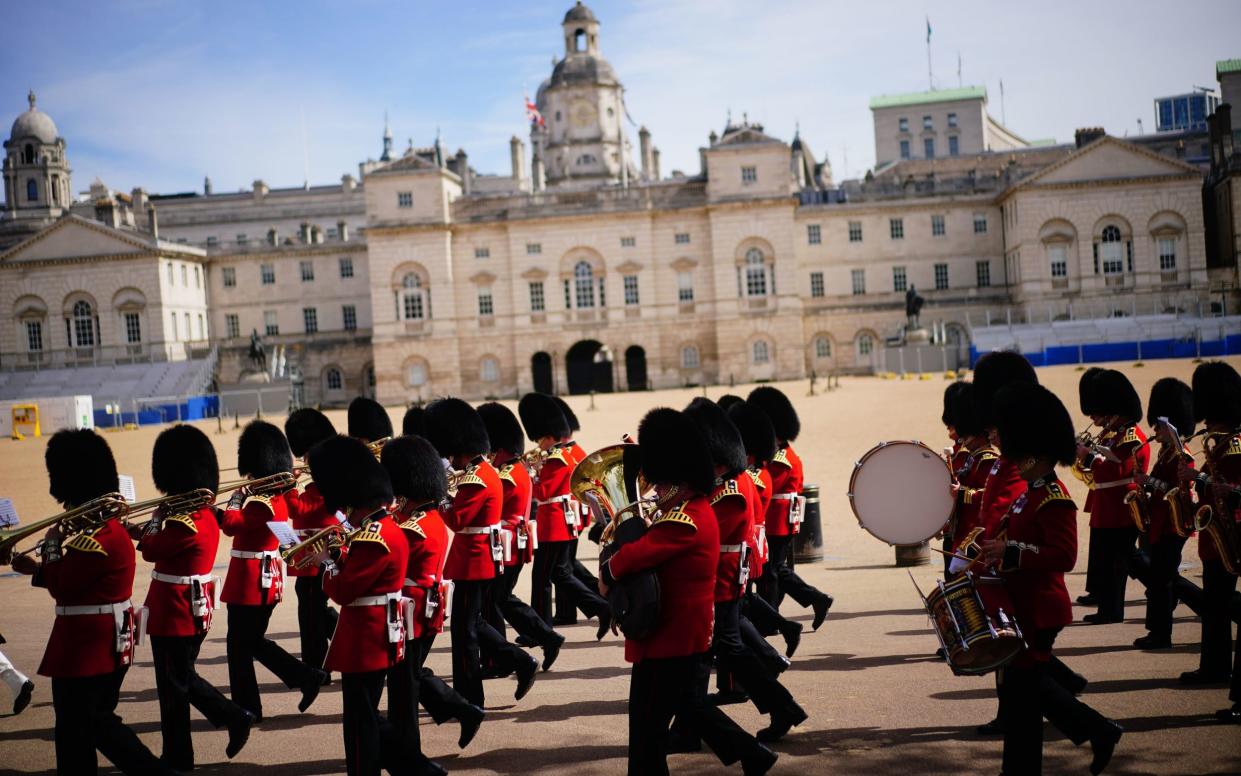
[468,455,485,468]
[354,506,389,527]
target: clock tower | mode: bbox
[534,3,637,188]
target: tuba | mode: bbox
[0,493,128,563]
[1194,433,1241,575]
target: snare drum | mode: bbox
[923,573,1023,675]
[850,440,955,545]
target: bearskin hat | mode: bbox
[726,401,778,465]
[347,397,393,443]
[1192,361,1241,426]
[944,382,984,438]
[683,398,747,475]
[747,386,800,442]
[381,436,448,505]
[402,405,428,437]
[716,394,745,411]
[152,425,219,495]
[518,393,570,442]
[1147,378,1195,438]
[1078,366,1106,416]
[942,381,970,426]
[551,396,581,434]
[308,435,393,513]
[993,383,1076,466]
[46,429,119,508]
[425,397,490,458]
[1090,369,1142,424]
[637,408,715,494]
[237,420,293,478]
[477,402,525,456]
[284,408,337,458]
[971,351,1038,430]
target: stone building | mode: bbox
[869,86,1030,167]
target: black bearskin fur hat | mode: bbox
[1092,369,1142,424]
[942,381,970,426]
[971,351,1038,430]
[46,429,119,508]
[747,386,800,442]
[551,396,580,434]
[237,420,293,478]
[308,435,394,513]
[284,408,337,458]
[518,393,570,442]
[425,398,490,458]
[993,383,1076,466]
[637,407,715,494]
[1078,366,1106,416]
[683,398,747,475]
[402,405,428,437]
[944,382,984,438]
[477,402,525,457]
[1147,378,1195,439]
[1192,361,1241,426]
[726,401,778,465]
[381,436,448,505]
[347,397,393,443]
[716,394,745,411]
[153,425,219,495]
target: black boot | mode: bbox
[541,633,565,672]
[781,621,803,658]
[299,668,329,712]
[514,657,538,701]
[741,744,778,776]
[756,705,808,742]
[458,703,485,748]
[811,594,833,631]
[1089,719,1123,775]
[226,709,256,759]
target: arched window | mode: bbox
[856,333,874,357]
[1098,225,1125,275]
[573,261,596,308]
[26,179,37,201]
[681,345,700,369]
[23,144,34,164]
[407,361,428,387]
[400,273,426,320]
[574,29,586,51]
[576,154,598,166]
[72,300,95,347]
[325,368,343,392]
[480,357,500,383]
[814,337,832,358]
[744,248,768,297]
[752,340,770,364]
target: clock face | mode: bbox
[570,100,597,129]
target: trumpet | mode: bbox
[280,523,359,570]
[0,493,129,563]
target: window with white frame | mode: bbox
[72,300,95,347]
[477,287,494,317]
[973,213,988,234]
[898,117,909,132]
[407,361,428,387]
[170,313,178,340]
[810,271,824,298]
[526,243,542,255]
[26,320,43,351]
[339,257,354,278]
[167,262,175,285]
[193,266,201,288]
[857,333,874,356]
[573,261,596,308]
[848,221,863,242]
[342,305,357,330]
[400,273,427,320]
[924,138,935,158]
[890,218,904,240]
[620,236,636,248]
[206,236,218,248]
[397,192,413,208]
[326,368,343,391]
[743,248,768,297]
[183,313,191,340]
[681,345,700,369]
[529,281,546,312]
[814,336,831,358]
[260,263,275,285]
[900,140,911,159]
[976,260,991,287]
[474,247,490,259]
[1049,244,1068,278]
[303,307,318,334]
[851,269,866,295]
[300,260,315,282]
[480,357,499,382]
[807,224,821,245]
[677,271,694,302]
[947,112,958,128]
[752,340,770,364]
[222,267,236,288]
[197,314,205,340]
[674,232,690,245]
[236,234,248,246]
[124,312,141,344]
[225,314,240,339]
[934,263,949,290]
[180,265,188,286]
[1158,237,1177,271]
[264,310,279,336]
[923,115,933,130]
[1099,226,1124,275]
[623,275,640,306]
[892,266,908,292]
[931,214,945,236]
[948,136,959,156]
[741,166,757,184]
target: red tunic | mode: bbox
[140,506,221,637]
[996,477,1077,638]
[764,445,804,538]
[1198,430,1241,562]
[608,495,719,663]
[35,518,136,678]
[565,441,589,528]
[441,459,501,582]
[710,478,751,603]
[976,456,1026,541]
[323,513,409,673]
[219,492,288,606]
[285,484,340,578]
[497,459,535,566]
[739,468,767,579]
[532,448,580,543]
[398,504,449,639]
[949,441,998,550]
[1085,424,1150,530]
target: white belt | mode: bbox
[1094,479,1133,490]
[56,600,132,616]
[457,523,500,535]
[152,571,214,586]
[535,495,574,506]
[772,494,799,501]
[720,544,745,553]
[231,549,279,560]
[348,594,393,607]
[404,577,439,588]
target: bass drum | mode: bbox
[850,440,954,545]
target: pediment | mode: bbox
[615,260,643,273]
[521,267,548,281]
[1025,137,1198,187]
[1,215,155,264]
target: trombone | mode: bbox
[280,523,360,571]
[0,493,129,563]
[216,471,302,502]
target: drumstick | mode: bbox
[928,546,974,563]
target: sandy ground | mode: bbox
[1,357,1240,775]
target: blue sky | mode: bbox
[3,0,1239,196]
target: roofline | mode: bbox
[869,86,987,110]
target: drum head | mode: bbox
[850,441,954,545]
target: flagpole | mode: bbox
[926,16,933,90]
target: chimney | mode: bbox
[130,187,149,213]
[341,174,356,192]
[700,147,709,177]
[455,149,471,195]
[203,176,213,195]
[252,179,268,201]
[147,204,159,240]
[338,220,349,242]
[1074,127,1106,149]
[638,126,652,181]
[510,136,526,183]
[652,147,661,182]
[299,222,311,243]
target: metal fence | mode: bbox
[94,382,292,429]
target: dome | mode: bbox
[548,54,617,88]
[563,2,597,24]
[10,91,59,145]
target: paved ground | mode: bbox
[1,359,1239,774]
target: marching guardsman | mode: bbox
[220,421,326,720]
[979,383,1123,776]
[425,398,539,707]
[1074,369,1149,625]
[284,408,341,675]
[381,435,486,749]
[137,425,254,769]
[10,430,177,775]
[747,387,832,631]
[942,382,998,574]
[1180,361,1241,723]
[551,395,598,624]
[1133,378,1196,649]
[349,396,394,444]
[308,435,443,776]
[477,402,565,670]
[519,392,612,638]
[601,408,777,776]
[1073,367,1107,607]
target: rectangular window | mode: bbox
[931,214,945,236]
[934,263,949,290]
[810,271,825,298]
[851,269,866,295]
[339,257,354,278]
[848,221,863,242]
[342,305,357,331]
[222,267,236,288]
[889,218,904,240]
[167,262,175,285]
[674,232,690,245]
[180,265,188,286]
[299,260,315,282]
[303,307,318,334]
[124,312,141,343]
[184,313,190,340]
[206,236,218,247]
[326,227,337,240]
[807,224,821,245]
[25,320,43,351]
[899,140,910,159]
[923,115,933,130]
[973,213,988,234]
[526,242,542,255]
[947,112,958,128]
[893,266,908,292]
[197,314,205,340]
[741,166,757,184]
[623,275,640,306]
[948,135,959,156]
[170,314,178,340]
[1049,244,1068,278]
[976,260,991,288]
[260,263,275,285]
[236,234,248,246]
[898,117,909,132]
[264,311,279,336]
[397,191,413,208]
[474,247,490,259]
[1158,238,1177,270]
[620,236,636,248]
[923,137,935,158]
[529,281,546,312]
[477,288,494,317]
[225,314,240,339]
[193,266,201,288]
[676,271,694,303]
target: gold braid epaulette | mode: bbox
[747,469,766,489]
[652,503,697,530]
[1037,481,1075,510]
[163,513,198,533]
[242,494,275,515]
[351,521,389,551]
[64,530,107,556]
[770,449,791,468]
[498,464,517,484]
[399,513,427,538]
[710,479,741,505]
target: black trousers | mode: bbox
[1200,558,1238,677]
[1142,537,1187,639]
[1083,525,1102,596]
[743,589,794,638]
[295,572,337,671]
[695,599,797,720]
[51,668,176,776]
[411,632,476,724]
[150,633,248,769]
[758,535,823,611]
[478,579,536,681]
[340,667,426,776]
[1092,526,1138,619]
[486,563,560,647]
[532,540,607,625]
[226,603,315,718]
[1000,629,1109,776]
[629,654,765,776]
[554,538,591,621]
[450,579,487,707]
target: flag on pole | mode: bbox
[926,16,932,43]
[524,93,545,128]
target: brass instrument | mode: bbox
[216,471,301,503]
[124,489,216,522]
[519,447,551,472]
[1124,489,1151,533]
[1193,433,1241,575]
[1070,425,1098,485]
[366,437,392,459]
[280,523,358,570]
[0,493,128,563]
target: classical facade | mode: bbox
[2,5,1237,406]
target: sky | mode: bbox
[3,0,1240,197]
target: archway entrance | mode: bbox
[625,346,647,391]
[565,340,613,395]
[531,351,553,395]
